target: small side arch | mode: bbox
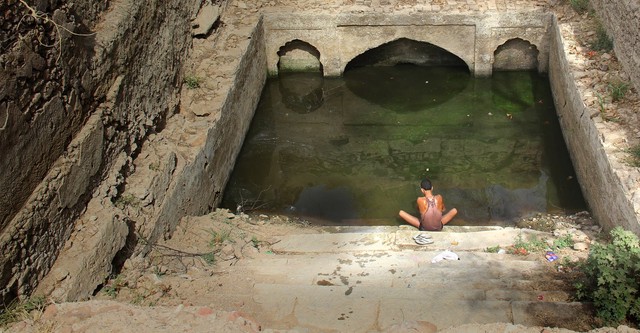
[277,39,324,74]
[493,38,540,71]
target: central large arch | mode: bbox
[336,24,476,76]
[344,38,469,72]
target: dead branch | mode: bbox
[17,0,97,63]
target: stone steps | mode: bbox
[197,227,593,331]
[250,283,589,332]
[270,227,552,253]
[214,253,571,302]
[227,253,562,289]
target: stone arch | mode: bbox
[344,38,469,72]
[493,38,540,71]
[342,37,470,112]
[277,39,324,74]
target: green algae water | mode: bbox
[222,65,586,226]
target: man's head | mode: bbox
[420,178,433,191]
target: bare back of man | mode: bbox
[398,179,458,231]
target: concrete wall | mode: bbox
[590,0,640,95]
[0,0,199,303]
[264,12,550,77]
[549,19,640,234]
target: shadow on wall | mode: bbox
[494,38,540,71]
[344,37,469,70]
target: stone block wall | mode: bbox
[590,0,640,95]
[264,12,551,77]
[549,19,640,234]
[0,0,199,304]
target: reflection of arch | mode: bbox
[277,39,324,74]
[279,72,324,114]
[493,38,539,71]
[345,38,469,72]
[344,64,469,112]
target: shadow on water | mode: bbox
[222,65,586,227]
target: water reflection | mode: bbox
[222,66,586,226]
[279,72,324,113]
[344,64,470,112]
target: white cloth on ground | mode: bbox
[431,250,459,263]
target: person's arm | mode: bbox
[436,195,446,211]
[417,197,427,215]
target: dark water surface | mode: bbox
[222,65,586,226]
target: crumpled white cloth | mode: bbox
[431,250,460,263]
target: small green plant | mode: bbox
[553,234,575,250]
[628,144,640,167]
[102,274,126,298]
[153,266,166,277]
[592,22,613,51]
[569,0,589,14]
[251,236,260,248]
[595,93,620,123]
[560,256,579,268]
[575,227,640,326]
[131,293,146,305]
[596,93,606,114]
[184,75,202,89]
[0,296,47,328]
[199,228,232,265]
[208,229,232,247]
[114,193,140,209]
[608,81,630,102]
[201,251,216,265]
[485,245,502,253]
[510,233,548,254]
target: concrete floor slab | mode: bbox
[378,299,514,330]
[396,228,552,251]
[271,232,396,253]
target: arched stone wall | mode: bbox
[344,38,469,72]
[277,39,323,73]
[266,30,335,76]
[336,25,475,75]
[264,13,552,77]
[484,22,551,74]
[493,38,540,71]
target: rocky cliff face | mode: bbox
[0,0,199,304]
